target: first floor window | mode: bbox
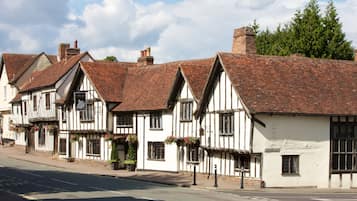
[59,138,66,155]
[282,155,299,175]
[23,101,27,115]
[331,116,357,172]
[33,95,37,111]
[38,127,45,145]
[148,142,165,160]
[80,102,94,121]
[62,106,67,122]
[150,112,162,129]
[74,92,86,110]
[219,112,234,135]
[86,139,100,156]
[234,154,250,170]
[45,93,50,110]
[187,145,199,162]
[180,101,193,121]
[117,113,133,127]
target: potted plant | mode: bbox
[124,135,137,171]
[109,142,119,170]
[164,136,176,144]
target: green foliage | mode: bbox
[127,142,136,161]
[110,142,119,162]
[123,159,136,165]
[104,56,118,62]
[253,0,354,60]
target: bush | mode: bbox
[110,142,119,162]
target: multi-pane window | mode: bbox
[282,155,299,175]
[117,113,133,128]
[147,142,165,160]
[180,101,193,121]
[86,139,100,156]
[150,112,162,129]
[80,102,94,121]
[187,145,199,163]
[38,127,46,146]
[23,101,27,115]
[219,112,234,135]
[59,138,66,155]
[234,154,250,170]
[45,93,50,110]
[33,95,37,111]
[331,116,357,173]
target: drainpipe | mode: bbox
[140,114,146,170]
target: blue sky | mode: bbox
[0,0,355,62]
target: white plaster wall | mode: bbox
[253,115,331,188]
[0,65,17,111]
[136,112,178,172]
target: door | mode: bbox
[117,143,126,169]
[53,129,58,154]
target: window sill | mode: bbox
[86,154,100,157]
[219,133,234,136]
[281,173,300,176]
[117,125,133,128]
[149,128,163,131]
[187,161,200,165]
[58,152,66,155]
[147,159,165,161]
[180,120,192,123]
[80,120,94,123]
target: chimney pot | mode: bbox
[232,26,256,55]
[74,40,78,49]
[137,47,154,67]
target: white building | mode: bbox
[195,27,357,188]
[1,52,56,145]
[18,43,93,153]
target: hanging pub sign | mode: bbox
[74,92,86,110]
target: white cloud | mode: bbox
[1,0,356,61]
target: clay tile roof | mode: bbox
[113,58,213,112]
[180,58,214,101]
[81,61,136,102]
[20,53,89,92]
[218,52,357,116]
[10,93,22,103]
[47,55,58,64]
[1,53,38,82]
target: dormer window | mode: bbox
[180,100,193,122]
[74,92,86,110]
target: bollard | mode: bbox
[240,166,244,189]
[193,165,197,185]
[214,164,218,187]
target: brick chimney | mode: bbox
[65,40,80,60]
[58,43,70,61]
[232,27,256,55]
[137,47,154,67]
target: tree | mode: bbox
[253,0,354,60]
[104,56,118,62]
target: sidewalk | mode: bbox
[1,145,357,193]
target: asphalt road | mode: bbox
[0,154,356,201]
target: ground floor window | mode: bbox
[234,154,250,170]
[38,127,45,146]
[59,138,66,155]
[331,116,357,173]
[282,155,299,175]
[86,139,100,156]
[147,142,165,160]
[187,145,199,163]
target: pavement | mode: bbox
[1,145,357,194]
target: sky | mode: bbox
[0,0,355,63]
